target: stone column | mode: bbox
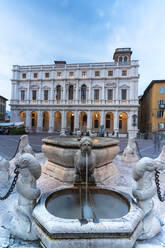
[62,83,66,104]
[49,111,54,133]
[87,111,92,132]
[114,111,119,136]
[26,111,31,130]
[74,111,79,133]
[37,111,42,132]
[61,110,66,134]
[100,111,105,126]
[101,84,105,104]
[75,83,79,104]
[88,81,92,104]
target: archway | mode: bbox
[119,112,128,134]
[19,111,26,125]
[67,112,74,133]
[92,112,100,132]
[105,112,114,133]
[54,112,61,132]
[43,111,49,132]
[31,112,37,129]
[79,112,87,132]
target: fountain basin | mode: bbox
[33,186,143,248]
[42,137,119,183]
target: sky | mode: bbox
[0,0,165,110]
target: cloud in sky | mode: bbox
[0,0,165,109]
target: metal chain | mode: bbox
[155,169,165,202]
[0,137,21,200]
[0,166,19,200]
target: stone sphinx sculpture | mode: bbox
[121,137,139,162]
[17,135,34,157]
[74,137,96,184]
[132,157,161,240]
[10,153,41,240]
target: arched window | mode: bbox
[81,84,86,101]
[132,115,137,126]
[119,56,122,63]
[56,85,61,100]
[69,85,73,100]
[124,56,128,62]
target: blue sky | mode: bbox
[0,0,165,109]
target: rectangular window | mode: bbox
[108,70,113,76]
[57,72,61,78]
[158,122,165,129]
[160,87,165,94]
[121,89,127,100]
[82,71,86,78]
[108,89,113,100]
[32,90,36,101]
[69,71,74,78]
[44,90,48,101]
[45,72,49,78]
[157,110,165,118]
[122,70,127,76]
[21,90,25,101]
[95,71,100,77]
[22,73,26,79]
[34,72,38,78]
[94,89,99,100]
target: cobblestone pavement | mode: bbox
[0,134,164,160]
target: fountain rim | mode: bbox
[33,185,144,235]
[42,136,119,148]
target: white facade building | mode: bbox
[10,48,139,137]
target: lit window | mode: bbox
[45,72,49,78]
[69,71,74,78]
[122,70,127,76]
[108,89,113,100]
[82,71,86,78]
[108,70,113,76]
[57,72,61,78]
[32,90,37,101]
[95,71,100,77]
[121,89,127,100]
[21,90,25,101]
[160,87,165,94]
[94,89,99,100]
[34,72,38,78]
[158,122,165,129]
[44,90,48,101]
[22,73,26,79]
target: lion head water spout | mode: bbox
[74,137,96,186]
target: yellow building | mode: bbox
[139,80,165,135]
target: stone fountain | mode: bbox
[6,136,165,248]
[42,136,119,183]
[32,137,144,248]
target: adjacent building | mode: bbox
[0,96,7,122]
[139,80,165,135]
[10,48,139,137]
